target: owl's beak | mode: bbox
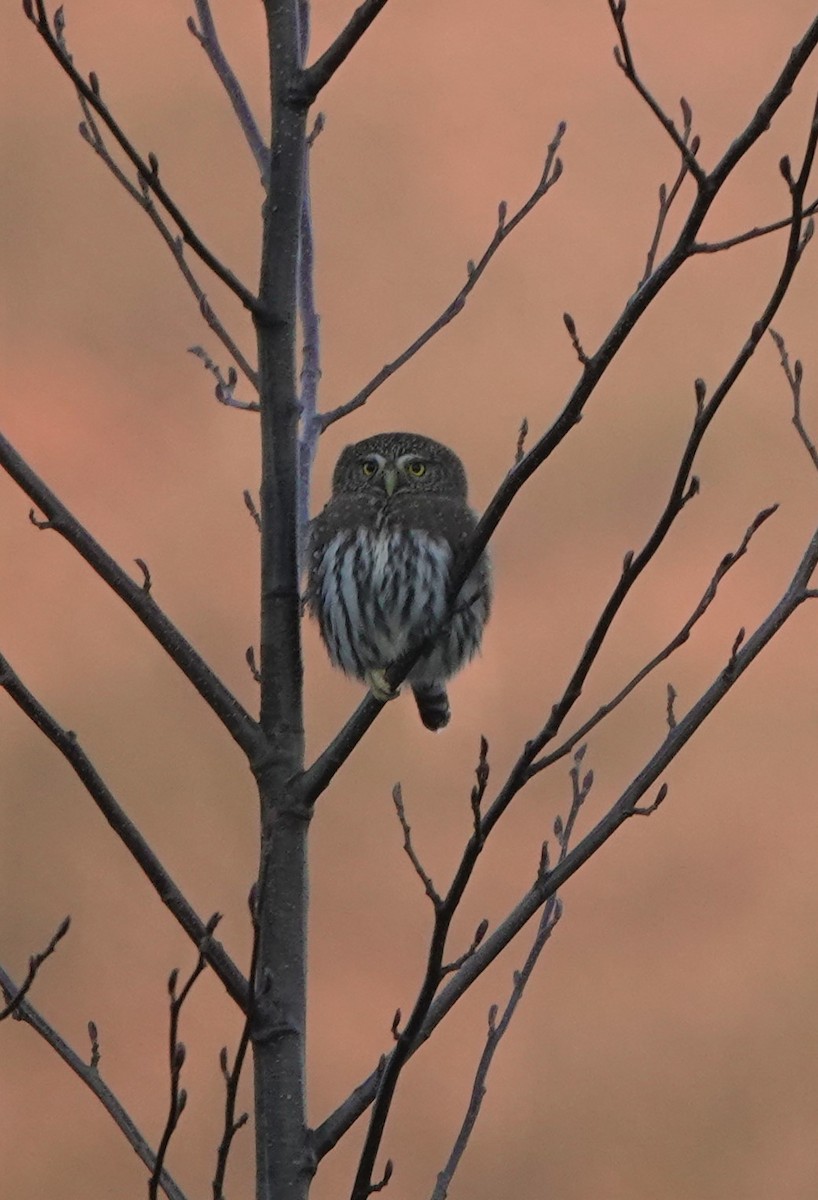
[382,463,399,496]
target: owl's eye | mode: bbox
[361,460,378,478]
[406,461,426,477]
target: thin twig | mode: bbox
[25,0,263,317]
[431,897,562,1200]
[0,962,188,1200]
[150,923,219,1200]
[0,917,71,1021]
[392,784,441,907]
[72,88,258,389]
[639,99,700,286]
[608,0,706,186]
[188,346,260,410]
[212,891,259,1199]
[319,124,566,430]
[0,652,249,1012]
[769,327,818,473]
[528,503,780,775]
[693,198,818,253]
[187,0,269,181]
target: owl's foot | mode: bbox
[366,669,400,704]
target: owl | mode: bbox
[307,432,491,730]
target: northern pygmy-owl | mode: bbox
[307,432,491,730]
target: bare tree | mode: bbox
[3,2,818,1198]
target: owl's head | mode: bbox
[331,432,468,499]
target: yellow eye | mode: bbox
[361,460,378,477]
[406,461,426,477]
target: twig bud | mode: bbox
[89,71,100,97]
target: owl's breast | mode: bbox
[310,525,453,675]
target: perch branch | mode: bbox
[300,19,818,804]
[315,524,818,1160]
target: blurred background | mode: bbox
[3,1,818,1197]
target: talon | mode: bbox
[367,669,399,704]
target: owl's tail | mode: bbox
[412,683,451,731]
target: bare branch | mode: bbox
[212,890,257,1199]
[0,429,264,763]
[74,105,258,388]
[298,0,392,104]
[431,898,562,1200]
[315,524,818,1162]
[770,327,818,473]
[150,927,218,1200]
[441,918,489,977]
[24,0,263,316]
[0,963,188,1200]
[392,784,441,908]
[607,1,705,185]
[302,27,818,805]
[633,781,669,817]
[0,917,71,1021]
[640,111,700,286]
[187,0,269,181]
[319,124,566,430]
[0,652,249,1012]
[693,198,818,253]
[188,346,260,410]
[528,503,780,774]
